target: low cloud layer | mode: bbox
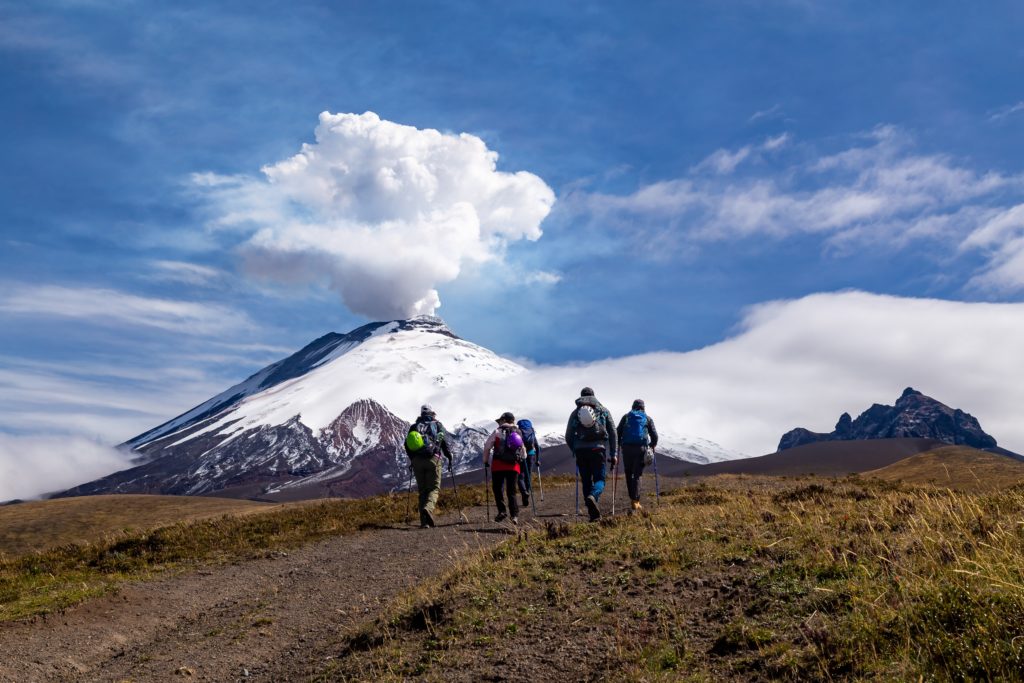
[0,434,132,501]
[432,291,1024,456]
[195,111,555,319]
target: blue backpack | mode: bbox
[517,419,538,455]
[622,410,648,445]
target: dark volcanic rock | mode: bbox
[777,387,998,452]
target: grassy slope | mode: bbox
[324,475,1024,682]
[0,495,278,556]
[0,486,483,622]
[864,446,1024,491]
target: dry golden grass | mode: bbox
[323,475,1024,681]
[0,495,279,557]
[864,446,1024,491]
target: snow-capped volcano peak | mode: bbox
[130,315,525,451]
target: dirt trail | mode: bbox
[0,486,584,682]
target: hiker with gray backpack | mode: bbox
[618,399,659,514]
[404,404,454,528]
[482,412,528,524]
[516,418,542,509]
[565,387,617,521]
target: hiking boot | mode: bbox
[495,512,507,522]
[422,509,436,528]
[511,516,519,525]
[585,495,601,521]
[632,500,642,512]
[522,492,529,507]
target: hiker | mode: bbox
[483,412,527,524]
[565,387,617,521]
[404,404,454,528]
[516,418,542,507]
[617,399,659,514]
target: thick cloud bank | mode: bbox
[0,434,132,501]
[431,291,1024,456]
[196,112,555,319]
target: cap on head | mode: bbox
[496,411,515,424]
[632,399,645,411]
[580,387,595,397]
[420,404,434,415]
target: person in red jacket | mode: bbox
[482,411,527,524]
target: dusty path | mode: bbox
[0,484,589,682]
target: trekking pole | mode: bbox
[448,459,469,524]
[405,466,415,526]
[652,448,660,506]
[484,463,491,523]
[530,457,538,516]
[611,455,619,516]
[574,463,580,520]
[536,460,544,502]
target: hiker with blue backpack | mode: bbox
[516,419,542,509]
[618,399,659,514]
[565,387,618,522]
[404,404,454,528]
[483,412,528,524]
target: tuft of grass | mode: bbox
[319,476,1024,681]
[0,485,483,622]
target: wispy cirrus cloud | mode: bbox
[988,101,1024,123]
[569,125,1024,290]
[0,284,254,335]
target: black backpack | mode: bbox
[492,425,523,464]
[575,404,608,442]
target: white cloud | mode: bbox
[988,101,1024,122]
[428,291,1024,457]
[195,111,555,320]
[0,434,132,501]
[0,284,253,335]
[148,260,224,286]
[574,126,1024,287]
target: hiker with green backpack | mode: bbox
[617,399,659,514]
[404,404,454,528]
[565,387,617,522]
[483,412,528,525]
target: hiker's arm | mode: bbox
[404,424,415,455]
[564,415,575,453]
[616,414,627,445]
[482,431,496,467]
[647,416,659,449]
[606,412,618,460]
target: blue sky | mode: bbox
[3,0,1024,458]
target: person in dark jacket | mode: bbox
[617,399,659,513]
[565,387,617,521]
[516,418,541,507]
[404,404,453,528]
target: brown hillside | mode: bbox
[864,446,1024,491]
[0,495,277,557]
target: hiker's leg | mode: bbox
[491,470,507,514]
[423,457,443,514]
[624,447,644,500]
[590,453,607,501]
[577,456,594,499]
[506,471,519,517]
[412,457,430,512]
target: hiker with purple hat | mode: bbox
[482,411,527,524]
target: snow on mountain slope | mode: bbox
[138,316,525,452]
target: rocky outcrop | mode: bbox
[777,387,998,452]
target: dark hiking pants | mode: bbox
[576,448,607,501]
[491,469,519,517]
[517,456,533,498]
[622,444,647,501]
